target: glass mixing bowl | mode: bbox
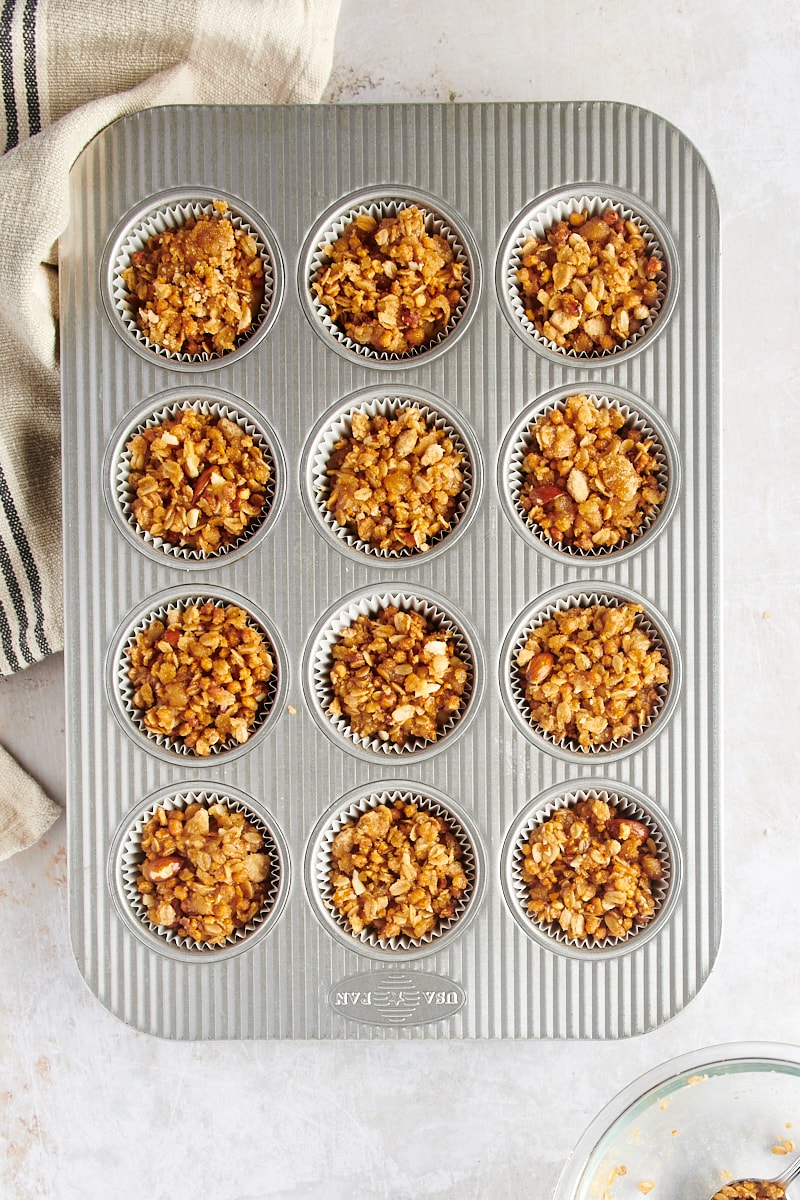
[554,1043,800,1199]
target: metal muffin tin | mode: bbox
[60,101,720,1039]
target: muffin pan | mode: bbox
[60,101,720,1039]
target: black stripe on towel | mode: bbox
[0,0,18,152]
[22,0,38,137]
[0,463,51,660]
[0,592,21,673]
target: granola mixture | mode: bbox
[712,1184,786,1199]
[136,801,269,944]
[519,394,665,550]
[122,200,265,356]
[325,406,465,552]
[126,601,274,756]
[516,207,663,354]
[329,799,468,940]
[517,601,669,749]
[312,205,465,354]
[329,604,469,746]
[520,795,664,943]
[126,408,271,554]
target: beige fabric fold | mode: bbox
[0,0,342,860]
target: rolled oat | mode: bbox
[519,394,665,550]
[126,601,274,756]
[520,795,664,943]
[516,207,662,354]
[136,801,269,944]
[517,601,669,749]
[312,205,465,354]
[329,799,468,940]
[326,405,465,552]
[126,408,270,554]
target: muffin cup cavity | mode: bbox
[109,784,290,961]
[300,187,481,366]
[305,782,485,960]
[501,781,681,959]
[107,587,287,764]
[105,387,285,567]
[496,184,678,365]
[500,582,681,763]
[304,587,483,763]
[301,385,482,564]
[103,188,283,368]
[498,383,679,563]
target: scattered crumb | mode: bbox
[638,1183,656,1195]
[287,705,297,715]
[772,1136,795,1154]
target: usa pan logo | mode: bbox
[329,970,467,1027]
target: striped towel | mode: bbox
[0,0,342,859]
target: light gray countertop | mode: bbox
[1,2,799,1197]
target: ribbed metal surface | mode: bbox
[61,102,720,1039]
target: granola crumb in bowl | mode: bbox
[103,189,282,367]
[109,785,289,960]
[497,184,678,365]
[304,587,482,762]
[106,387,284,565]
[500,583,681,762]
[301,385,481,563]
[305,782,485,959]
[108,588,286,763]
[300,188,480,366]
[499,384,679,562]
[501,781,680,959]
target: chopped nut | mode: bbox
[520,796,664,944]
[122,201,265,356]
[313,205,465,354]
[516,207,662,354]
[137,802,270,944]
[330,800,468,940]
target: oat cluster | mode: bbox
[712,1184,786,1199]
[520,795,664,943]
[312,205,465,354]
[127,601,274,756]
[137,802,269,944]
[126,408,270,554]
[329,800,468,940]
[519,394,665,551]
[517,601,669,749]
[326,406,465,552]
[516,207,663,353]
[329,605,469,746]
[122,200,265,356]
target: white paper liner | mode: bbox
[114,397,278,561]
[509,590,672,756]
[306,195,473,362]
[310,590,476,756]
[111,198,275,363]
[116,594,281,758]
[508,788,673,952]
[308,393,474,559]
[502,192,669,360]
[119,789,284,954]
[313,787,477,952]
[507,392,671,559]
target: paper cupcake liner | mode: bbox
[307,784,481,957]
[305,588,480,760]
[111,590,284,761]
[501,585,680,762]
[501,385,677,562]
[301,189,478,366]
[107,191,280,365]
[498,185,676,364]
[110,391,281,564]
[111,786,289,960]
[502,783,679,957]
[303,386,479,563]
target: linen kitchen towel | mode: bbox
[0,0,342,860]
